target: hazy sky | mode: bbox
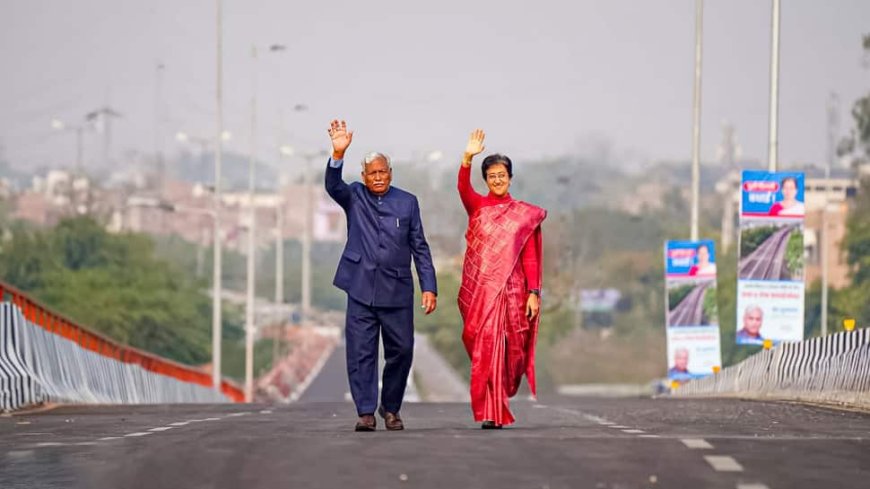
[2,0,868,174]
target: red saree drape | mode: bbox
[458,200,546,425]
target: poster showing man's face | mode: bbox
[672,348,689,373]
[742,306,763,336]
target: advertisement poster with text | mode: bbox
[737,171,805,345]
[664,240,721,381]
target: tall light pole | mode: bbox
[690,0,704,241]
[821,93,839,337]
[767,0,781,171]
[213,0,225,392]
[244,45,260,402]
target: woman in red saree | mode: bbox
[457,129,547,429]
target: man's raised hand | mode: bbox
[462,129,486,167]
[328,119,353,159]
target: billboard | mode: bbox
[736,171,805,345]
[664,240,721,381]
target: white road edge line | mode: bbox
[638,434,661,438]
[681,438,714,449]
[97,437,122,441]
[169,422,190,427]
[737,484,770,489]
[704,455,743,472]
[124,432,153,437]
[203,417,221,421]
[148,427,173,432]
[622,429,645,434]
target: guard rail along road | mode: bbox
[673,327,870,409]
[0,281,243,412]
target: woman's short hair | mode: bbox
[481,154,513,180]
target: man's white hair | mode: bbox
[361,152,391,171]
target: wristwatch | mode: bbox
[528,289,540,297]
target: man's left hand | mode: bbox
[421,292,437,315]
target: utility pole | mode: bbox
[690,0,704,241]
[821,93,839,337]
[767,0,781,171]
[245,45,259,403]
[212,0,225,392]
[718,124,738,252]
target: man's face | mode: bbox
[674,350,689,371]
[362,158,392,196]
[782,179,797,201]
[743,308,763,335]
[485,163,511,197]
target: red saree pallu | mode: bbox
[458,200,546,425]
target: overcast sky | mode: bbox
[2,0,868,174]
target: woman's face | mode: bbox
[485,163,511,197]
[782,179,797,202]
[697,246,710,266]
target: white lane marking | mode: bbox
[35,442,65,447]
[533,404,547,409]
[622,429,645,434]
[203,417,221,421]
[124,432,153,437]
[226,412,249,417]
[608,425,629,429]
[148,427,173,432]
[187,419,207,423]
[98,437,122,441]
[638,434,661,438]
[598,421,615,425]
[259,410,272,414]
[704,455,743,472]
[737,484,770,489]
[169,422,190,427]
[75,442,97,446]
[681,438,714,449]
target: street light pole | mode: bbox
[821,93,838,337]
[244,45,259,403]
[212,0,224,392]
[767,0,781,172]
[690,0,703,241]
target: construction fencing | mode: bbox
[674,328,870,408]
[1,282,243,412]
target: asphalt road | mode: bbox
[739,226,793,280]
[2,397,868,489]
[668,282,709,326]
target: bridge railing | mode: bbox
[0,281,244,412]
[674,328,870,409]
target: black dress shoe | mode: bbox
[378,406,404,431]
[481,421,503,430]
[354,414,376,432]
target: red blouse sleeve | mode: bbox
[458,165,482,215]
[521,227,541,291]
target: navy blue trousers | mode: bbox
[345,296,414,416]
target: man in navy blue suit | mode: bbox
[324,119,437,432]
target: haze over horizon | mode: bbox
[2,0,868,175]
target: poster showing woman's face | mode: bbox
[740,171,805,219]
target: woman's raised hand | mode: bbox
[462,129,486,167]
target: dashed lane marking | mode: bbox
[148,427,173,432]
[98,437,122,441]
[124,432,153,437]
[638,434,661,438]
[704,455,743,472]
[681,438,713,449]
[622,429,645,434]
[169,422,190,427]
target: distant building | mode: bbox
[803,177,859,288]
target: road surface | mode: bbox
[739,226,794,280]
[2,396,869,488]
[668,281,710,326]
